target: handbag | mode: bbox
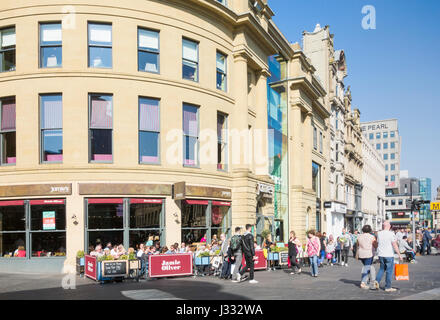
[395,263,409,281]
[326,253,332,259]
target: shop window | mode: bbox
[0,201,25,258]
[217,112,228,171]
[181,200,208,243]
[210,201,230,239]
[89,94,113,162]
[0,97,16,165]
[40,23,62,68]
[40,94,63,162]
[129,199,163,248]
[0,27,15,72]
[182,38,198,81]
[138,28,159,73]
[183,103,199,167]
[88,23,112,68]
[139,97,160,164]
[30,199,66,257]
[216,51,227,91]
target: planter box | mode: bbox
[195,256,210,265]
[76,257,84,275]
[267,252,279,261]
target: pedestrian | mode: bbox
[318,232,327,267]
[306,229,321,277]
[338,228,352,267]
[264,234,276,271]
[325,235,336,265]
[422,228,432,255]
[334,237,341,265]
[288,231,302,274]
[399,236,416,263]
[219,233,230,279]
[230,227,243,282]
[357,225,377,289]
[238,224,258,284]
[352,230,359,258]
[372,221,403,292]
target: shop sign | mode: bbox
[431,202,440,211]
[242,250,267,270]
[0,183,72,197]
[324,202,332,209]
[85,255,97,280]
[42,211,56,230]
[148,253,193,278]
[257,183,274,195]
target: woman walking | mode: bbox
[357,224,377,289]
[288,231,302,274]
[325,235,336,265]
[306,230,321,277]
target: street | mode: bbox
[0,255,439,300]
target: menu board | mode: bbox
[42,211,56,230]
[279,252,289,265]
[101,260,127,277]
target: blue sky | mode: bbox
[269,0,440,200]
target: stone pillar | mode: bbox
[290,105,303,187]
[165,196,181,246]
[254,70,269,176]
[304,112,313,190]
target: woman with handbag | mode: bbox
[288,231,302,274]
[306,230,321,278]
[357,224,378,289]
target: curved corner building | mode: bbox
[0,0,293,273]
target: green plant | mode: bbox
[260,229,271,240]
[128,253,136,260]
[76,250,84,258]
[119,255,129,260]
[198,251,210,257]
[214,250,220,255]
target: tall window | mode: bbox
[40,23,62,68]
[391,175,396,181]
[182,38,198,81]
[335,110,339,130]
[138,28,159,73]
[391,142,395,149]
[313,127,317,150]
[385,164,388,171]
[383,142,388,149]
[0,27,15,72]
[383,131,388,139]
[217,112,228,171]
[216,51,227,91]
[383,153,388,160]
[376,143,380,150]
[336,143,339,161]
[369,133,373,140]
[376,132,381,139]
[391,153,395,160]
[0,201,25,257]
[89,94,113,162]
[40,94,63,163]
[390,131,395,138]
[319,132,323,154]
[0,97,16,165]
[139,97,160,164]
[183,104,199,167]
[391,164,395,171]
[88,23,112,68]
[312,161,321,198]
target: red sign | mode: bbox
[148,253,193,278]
[88,198,124,204]
[30,199,65,205]
[212,201,231,206]
[242,249,267,270]
[130,198,163,204]
[85,255,97,280]
[0,200,24,206]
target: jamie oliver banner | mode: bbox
[148,253,193,278]
[242,249,267,270]
[85,255,97,281]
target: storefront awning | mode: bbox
[212,201,231,206]
[88,198,124,204]
[0,200,24,206]
[30,199,65,205]
[185,200,209,205]
[130,198,163,204]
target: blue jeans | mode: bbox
[375,256,394,289]
[360,257,373,284]
[310,255,318,276]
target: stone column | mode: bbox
[304,112,313,190]
[254,70,270,176]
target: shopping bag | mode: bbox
[230,264,235,275]
[212,257,221,269]
[395,263,409,281]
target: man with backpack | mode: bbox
[238,224,258,284]
[230,227,243,282]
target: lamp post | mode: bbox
[411,182,416,252]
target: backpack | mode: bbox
[230,235,242,252]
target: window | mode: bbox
[129,199,164,248]
[312,162,321,198]
[182,38,198,81]
[183,104,199,167]
[376,143,380,150]
[313,127,317,150]
[385,176,388,182]
[0,97,16,165]
[88,23,112,68]
[319,132,323,154]
[391,175,396,181]
[391,164,395,171]
[138,28,159,73]
[139,97,160,164]
[89,94,113,162]
[391,200,396,206]
[369,133,373,140]
[40,23,62,68]
[336,143,339,161]
[385,200,388,206]
[217,112,228,171]
[376,132,381,139]
[391,142,395,149]
[398,199,403,206]
[383,142,388,149]
[391,153,395,160]
[216,0,227,5]
[383,131,388,139]
[40,94,63,163]
[390,131,395,138]
[216,51,227,91]
[0,27,15,72]
[0,201,25,258]
[385,164,388,171]
[335,111,339,130]
[384,153,388,160]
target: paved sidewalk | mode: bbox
[0,255,439,300]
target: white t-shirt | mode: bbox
[377,230,397,258]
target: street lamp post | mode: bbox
[411,182,416,252]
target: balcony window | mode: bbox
[182,39,198,81]
[88,23,112,68]
[139,97,160,164]
[216,51,227,91]
[40,94,63,163]
[0,27,16,72]
[0,97,16,165]
[89,94,113,162]
[40,23,62,68]
[138,28,159,73]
